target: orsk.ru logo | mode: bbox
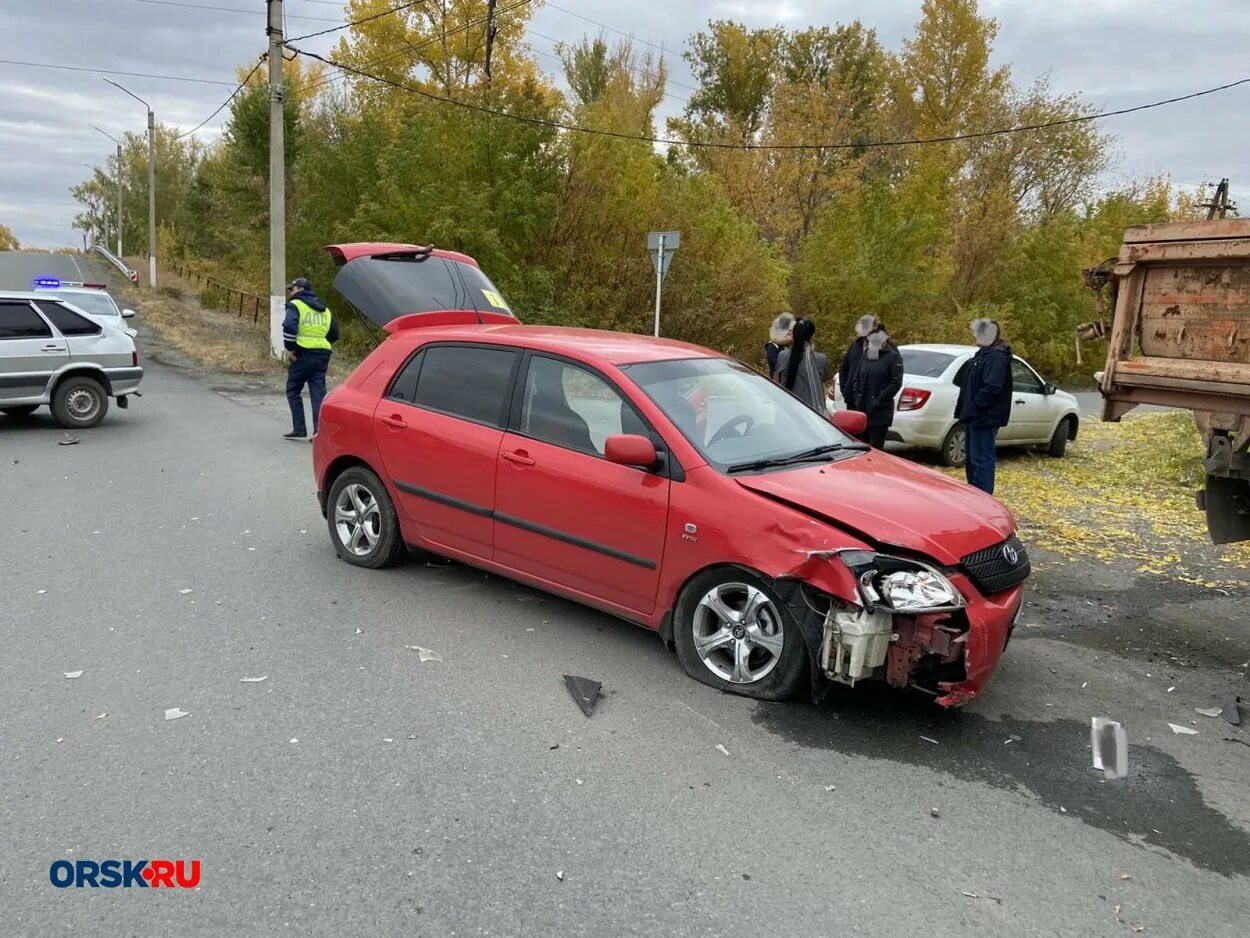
[49,859,201,889]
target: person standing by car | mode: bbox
[775,317,829,414]
[283,277,339,440]
[850,328,903,449]
[765,312,794,380]
[955,318,1013,494]
[837,314,879,410]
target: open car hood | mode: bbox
[735,452,1015,566]
[323,242,518,330]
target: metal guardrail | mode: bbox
[173,263,266,324]
[93,245,138,283]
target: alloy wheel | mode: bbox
[334,483,382,557]
[692,582,785,684]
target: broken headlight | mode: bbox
[838,551,965,613]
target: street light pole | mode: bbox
[91,125,124,258]
[267,0,286,358]
[103,78,157,288]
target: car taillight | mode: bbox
[898,387,930,411]
[132,350,139,367]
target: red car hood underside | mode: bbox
[735,451,1015,566]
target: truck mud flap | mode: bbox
[1202,475,1250,544]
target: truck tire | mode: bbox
[51,376,108,429]
[1204,475,1250,545]
[1047,417,1073,458]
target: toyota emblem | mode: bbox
[1002,543,1019,565]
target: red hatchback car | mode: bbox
[313,244,1029,706]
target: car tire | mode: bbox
[326,467,406,569]
[939,424,967,468]
[1047,417,1072,458]
[1,405,39,417]
[673,568,806,701]
[51,376,108,429]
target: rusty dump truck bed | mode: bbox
[1099,218,1250,542]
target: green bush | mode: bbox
[199,283,228,309]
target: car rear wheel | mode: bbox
[1047,417,1072,458]
[326,467,406,569]
[51,376,108,429]
[940,424,967,467]
[1,405,39,417]
[673,569,806,701]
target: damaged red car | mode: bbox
[312,243,1029,706]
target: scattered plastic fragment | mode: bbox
[96,713,107,720]
[1081,682,1088,689]
[1222,697,1242,726]
[179,589,193,595]
[406,645,442,663]
[240,676,269,683]
[563,674,601,716]
[1166,686,1175,693]
[824,785,836,792]
[37,589,47,595]
[930,807,941,818]
[1004,734,1021,745]
[960,891,1002,905]
[355,627,363,634]
[715,743,731,757]
[383,738,393,743]
[575,778,584,785]
[63,670,83,680]
[59,437,79,446]
[1091,718,1128,780]
[1195,707,1222,718]
[549,744,559,751]
[1168,723,1198,735]
[1119,873,1132,882]
[290,738,299,744]
[555,870,564,882]
[164,708,189,721]
[1131,926,1146,934]
[919,735,940,745]
[56,737,64,744]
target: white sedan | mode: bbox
[830,343,1080,467]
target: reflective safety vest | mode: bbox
[292,299,333,351]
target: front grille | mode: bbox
[961,534,1031,595]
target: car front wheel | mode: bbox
[673,569,806,701]
[51,376,108,429]
[940,424,967,467]
[326,467,406,568]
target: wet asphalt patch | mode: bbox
[753,686,1250,877]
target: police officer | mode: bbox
[282,277,339,440]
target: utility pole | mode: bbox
[91,125,124,258]
[267,0,286,358]
[484,0,498,84]
[104,79,157,288]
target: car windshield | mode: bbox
[55,292,119,318]
[901,349,956,377]
[622,357,858,471]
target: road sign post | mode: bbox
[647,230,679,337]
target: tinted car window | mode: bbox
[457,263,512,315]
[387,351,424,403]
[413,345,518,427]
[901,349,956,377]
[37,302,102,337]
[1011,359,1044,393]
[522,356,639,456]
[0,301,53,339]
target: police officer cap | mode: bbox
[287,277,311,291]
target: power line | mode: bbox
[544,2,680,61]
[287,0,427,44]
[287,48,1250,151]
[129,0,340,21]
[0,57,236,86]
[176,57,268,139]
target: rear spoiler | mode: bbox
[384,310,517,334]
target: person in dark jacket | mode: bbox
[837,314,879,410]
[850,329,903,449]
[955,318,1013,494]
[765,312,794,379]
[282,277,339,440]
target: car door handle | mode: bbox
[380,413,408,429]
[1015,399,1027,405]
[501,450,535,466]
[42,344,66,352]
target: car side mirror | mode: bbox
[122,309,136,319]
[832,410,868,436]
[1044,383,1056,396]
[605,434,658,469]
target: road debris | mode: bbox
[56,737,64,743]
[63,670,83,680]
[1195,707,1222,718]
[59,436,79,446]
[37,589,47,595]
[1222,697,1242,726]
[575,778,584,785]
[563,674,601,716]
[383,738,394,743]
[96,713,107,720]
[1131,926,1146,934]
[406,645,442,663]
[555,870,565,882]
[355,627,363,635]
[960,891,1002,905]
[930,807,941,818]
[240,676,269,683]
[1004,734,1021,745]
[1120,873,1132,882]
[179,589,193,595]
[824,785,836,792]
[290,738,299,744]
[1167,723,1198,735]
[164,707,189,721]
[919,735,940,745]
[1091,717,1128,780]
[715,744,731,757]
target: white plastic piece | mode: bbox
[823,606,895,685]
[1168,723,1199,735]
[1091,717,1128,780]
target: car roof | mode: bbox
[899,343,976,355]
[393,323,724,367]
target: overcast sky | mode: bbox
[2,0,1247,247]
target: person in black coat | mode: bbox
[955,318,1013,494]
[850,330,903,449]
[838,314,879,409]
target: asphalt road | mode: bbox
[2,253,1248,935]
